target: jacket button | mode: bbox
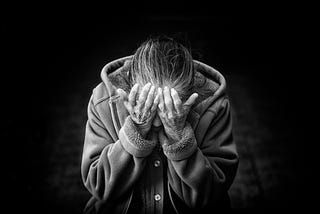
[154,160,161,167]
[154,194,161,201]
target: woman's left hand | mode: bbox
[158,87,198,142]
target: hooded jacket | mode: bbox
[81,56,239,214]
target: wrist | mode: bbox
[119,116,157,157]
[159,123,197,161]
[164,127,184,143]
[131,117,151,138]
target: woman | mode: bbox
[81,36,239,214]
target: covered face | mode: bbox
[152,114,162,128]
[130,36,195,104]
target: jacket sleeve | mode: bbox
[81,95,157,202]
[160,97,239,208]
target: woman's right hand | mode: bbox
[117,83,160,138]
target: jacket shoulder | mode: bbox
[207,95,230,116]
[91,82,113,106]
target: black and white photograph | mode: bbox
[1,3,315,214]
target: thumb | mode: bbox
[117,88,132,113]
[116,88,128,101]
[184,93,198,108]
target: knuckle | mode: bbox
[145,101,152,107]
[165,100,172,106]
[140,94,148,101]
[134,106,140,113]
[173,92,179,99]
[142,85,149,93]
[176,100,182,107]
[147,94,154,102]
[147,94,153,101]
[138,96,144,102]
[144,103,152,110]
[129,91,137,98]
[167,113,174,120]
[142,86,149,94]
[150,106,156,112]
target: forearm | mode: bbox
[83,140,146,201]
[160,123,235,208]
[160,123,214,207]
[82,116,157,201]
[166,149,225,208]
[119,116,158,157]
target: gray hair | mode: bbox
[130,36,195,102]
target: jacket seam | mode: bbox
[168,182,180,214]
[122,190,133,214]
[94,96,111,107]
[93,94,120,107]
[205,97,228,116]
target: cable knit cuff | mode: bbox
[119,116,157,157]
[159,123,197,161]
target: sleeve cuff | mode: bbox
[119,116,157,157]
[159,123,197,161]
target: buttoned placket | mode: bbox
[146,145,164,214]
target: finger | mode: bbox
[183,93,198,110]
[128,84,140,106]
[124,101,133,113]
[151,92,160,112]
[171,88,182,115]
[164,86,173,117]
[116,88,128,101]
[138,83,152,109]
[157,107,166,120]
[144,85,156,111]
[158,88,165,112]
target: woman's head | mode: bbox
[130,36,195,102]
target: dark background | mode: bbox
[1,3,315,214]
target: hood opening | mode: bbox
[101,56,227,111]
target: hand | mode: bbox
[157,86,198,142]
[117,83,160,138]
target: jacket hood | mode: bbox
[100,56,227,116]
